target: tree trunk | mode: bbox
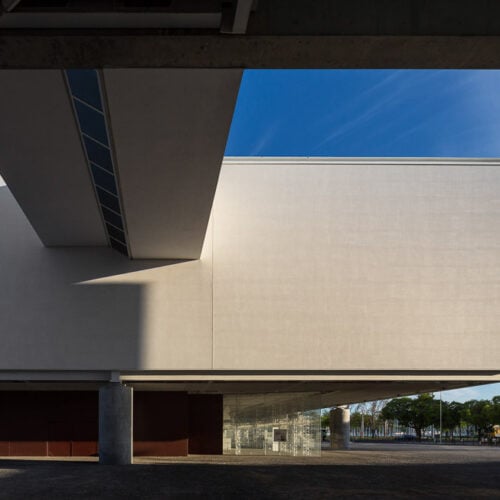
[416,427,422,441]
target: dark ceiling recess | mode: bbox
[14,0,209,11]
[122,1,174,7]
[1,0,228,30]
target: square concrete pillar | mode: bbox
[330,406,350,450]
[99,383,133,464]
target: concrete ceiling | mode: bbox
[2,0,500,69]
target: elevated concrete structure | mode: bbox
[2,0,500,68]
[1,157,499,382]
[1,0,500,454]
[0,68,241,258]
[1,157,499,457]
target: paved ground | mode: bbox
[1,443,500,499]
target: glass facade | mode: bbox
[223,393,322,456]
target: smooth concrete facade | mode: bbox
[1,158,500,374]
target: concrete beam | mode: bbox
[0,70,107,246]
[104,68,242,259]
[2,35,500,69]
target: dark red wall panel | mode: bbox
[133,392,189,456]
[188,395,223,455]
[48,421,72,457]
[9,420,48,456]
[0,422,10,456]
[0,391,98,457]
[0,390,223,458]
[72,420,99,456]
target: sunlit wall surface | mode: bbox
[223,393,321,456]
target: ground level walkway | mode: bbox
[1,443,499,498]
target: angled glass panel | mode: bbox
[101,206,124,230]
[110,237,128,256]
[66,69,103,111]
[96,187,121,214]
[83,136,113,173]
[106,223,126,245]
[90,163,117,195]
[74,100,109,146]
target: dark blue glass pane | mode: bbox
[75,100,108,146]
[110,237,128,256]
[101,206,124,230]
[66,69,103,110]
[96,187,121,213]
[83,136,113,173]
[106,223,126,244]
[90,163,117,195]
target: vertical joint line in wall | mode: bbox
[211,213,215,369]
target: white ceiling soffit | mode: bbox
[104,68,242,259]
[0,70,107,246]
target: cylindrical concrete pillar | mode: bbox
[330,406,350,450]
[99,383,133,465]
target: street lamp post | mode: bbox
[439,391,442,445]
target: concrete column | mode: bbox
[330,406,350,450]
[99,383,133,464]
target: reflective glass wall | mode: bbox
[223,393,321,456]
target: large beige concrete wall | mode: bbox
[213,159,500,371]
[0,186,213,370]
[1,159,500,371]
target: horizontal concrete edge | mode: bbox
[0,371,498,382]
[3,36,500,69]
[223,157,500,166]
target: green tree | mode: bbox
[491,396,500,425]
[382,394,439,441]
[321,410,330,429]
[381,397,412,428]
[462,399,494,439]
[442,401,463,438]
[350,411,362,430]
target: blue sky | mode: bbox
[228,69,500,402]
[441,384,500,403]
[226,69,500,157]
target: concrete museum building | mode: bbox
[1,0,500,464]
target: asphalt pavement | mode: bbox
[1,443,499,499]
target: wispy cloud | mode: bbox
[312,71,442,152]
[249,120,280,155]
[440,383,500,403]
